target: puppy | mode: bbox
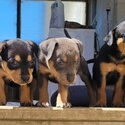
[38,37,95,107]
[93,21,125,107]
[0,39,38,106]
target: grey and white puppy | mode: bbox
[37,37,95,107]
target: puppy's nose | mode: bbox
[21,75,29,82]
[67,74,75,82]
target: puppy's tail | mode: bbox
[64,28,72,39]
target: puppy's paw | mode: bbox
[36,102,49,107]
[56,102,72,108]
[112,101,124,107]
[0,102,6,105]
[0,98,6,105]
[20,101,33,107]
[95,100,107,107]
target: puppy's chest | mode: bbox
[101,56,125,75]
[109,55,125,64]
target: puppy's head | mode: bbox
[39,38,83,85]
[104,21,125,54]
[0,39,38,85]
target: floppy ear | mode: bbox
[72,38,83,56]
[39,39,58,69]
[27,41,39,58]
[0,42,7,62]
[103,31,113,46]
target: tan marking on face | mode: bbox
[1,61,21,84]
[48,60,76,85]
[27,55,32,62]
[1,61,33,85]
[117,38,125,54]
[117,38,123,45]
[15,55,21,62]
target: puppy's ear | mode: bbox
[72,38,83,56]
[0,42,6,53]
[27,41,39,58]
[39,39,58,69]
[0,42,7,61]
[103,28,118,46]
[103,31,113,46]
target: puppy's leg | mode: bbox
[79,57,96,106]
[37,75,49,107]
[96,75,107,107]
[56,84,71,108]
[113,76,124,107]
[80,74,96,106]
[20,84,33,106]
[0,78,6,105]
[30,79,37,102]
[123,88,125,106]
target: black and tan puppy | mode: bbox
[0,39,38,106]
[93,21,125,107]
[38,37,95,107]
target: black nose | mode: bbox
[21,75,29,82]
[67,74,75,82]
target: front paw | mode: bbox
[36,102,49,107]
[95,100,107,107]
[113,100,124,107]
[20,101,33,107]
[56,102,72,108]
[0,98,6,105]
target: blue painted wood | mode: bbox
[0,0,16,41]
[21,0,46,44]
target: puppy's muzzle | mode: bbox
[21,75,30,83]
[67,73,75,83]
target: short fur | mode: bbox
[0,39,38,106]
[93,21,125,107]
[38,37,95,107]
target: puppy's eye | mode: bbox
[8,58,20,69]
[57,60,64,66]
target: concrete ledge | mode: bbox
[0,107,125,125]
